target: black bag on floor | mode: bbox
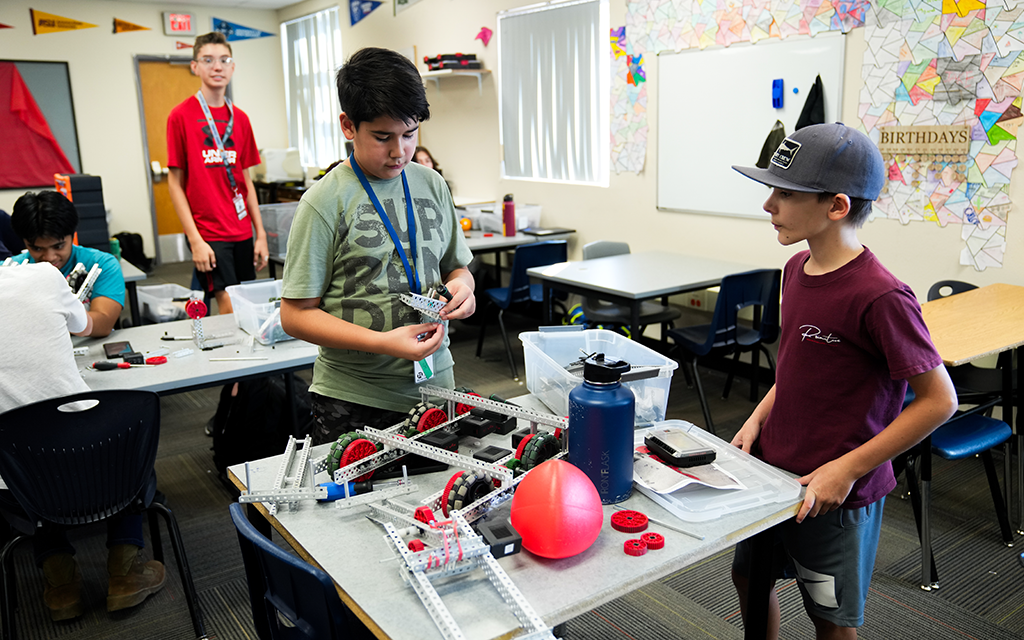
[211,374,315,476]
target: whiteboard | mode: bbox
[656,33,846,219]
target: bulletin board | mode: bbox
[0,60,81,189]
[656,33,845,219]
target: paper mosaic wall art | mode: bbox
[616,0,1023,269]
[861,0,1021,270]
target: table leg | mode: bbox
[127,281,141,327]
[542,285,552,324]
[630,303,640,341]
[268,260,277,279]
[745,527,774,640]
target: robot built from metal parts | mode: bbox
[239,294,564,639]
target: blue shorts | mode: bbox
[733,498,884,628]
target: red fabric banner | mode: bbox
[0,62,74,188]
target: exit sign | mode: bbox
[163,11,196,36]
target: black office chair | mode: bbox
[580,241,681,341]
[229,503,373,640]
[0,390,205,640]
[900,411,1014,590]
[475,240,568,380]
[666,269,781,435]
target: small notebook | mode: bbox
[521,227,576,237]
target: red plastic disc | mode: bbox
[440,471,464,517]
[640,532,665,550]
[338,438,377,482]
[185,298,207,320]
[145,356,167,365]
[417,407,448,432]
[611,510,649,533]
[515,434,534,460]
[623,539,648,556]
[455,392,482,416]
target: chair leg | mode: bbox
[980,449,1014,546]
[496,310,519,380]
[903,452,939,589]
[722,350,740,400]
[0,535,24,640]
[749,342,761,402]
[147,509,164,564]
[147,503,207,639]
[689,359,715,436]
[475,301,490,358]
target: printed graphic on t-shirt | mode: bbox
[333,194,451,332]
[200,119,236,166]
[798,324,842,345]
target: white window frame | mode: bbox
[281,8,344,169]
[497,0,609,186]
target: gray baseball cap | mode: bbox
[732,123,885,201]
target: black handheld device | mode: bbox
[644,428,716,468]
[103,341,132,359]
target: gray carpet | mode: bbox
[5,263,1022,639]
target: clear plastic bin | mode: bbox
[226,280,294,345]
[260,202,299,256]
[520,328,678,422]
[137,283,202,323]
[633,421,801,521]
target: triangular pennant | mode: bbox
[113,18,149,34]
[212,18,274,42]
[176,41,192,50]
[30,9,97,35]
[350,1,383,26]
[0,23,12,29]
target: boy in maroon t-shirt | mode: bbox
[729,124,957,639]
[167,31,268,314]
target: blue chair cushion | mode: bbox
[931,414,1012,460]
[667,324,760,356]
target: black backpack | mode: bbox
[113,231,153,274]
[211,374,315,478]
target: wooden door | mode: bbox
[138,59,200,240]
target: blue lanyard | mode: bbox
[195,91,237,191]
[349,156,419,294]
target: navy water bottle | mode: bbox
[568,354,635,504]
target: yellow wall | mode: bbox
[3,0,1020,298]
[0,0,287,255]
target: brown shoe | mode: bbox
[106,544,166,612]
[42,553,85,621]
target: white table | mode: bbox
[528,251,762,332]
[228,394,800,640]
[75,314,318,396]
[528,249,761,329]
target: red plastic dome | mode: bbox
[510,459,603,559]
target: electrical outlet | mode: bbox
[685,290,704,309]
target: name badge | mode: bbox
[414,354,435,383]
[233,191,247,219]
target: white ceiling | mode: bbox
[110,0,301,10]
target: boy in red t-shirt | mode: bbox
[167,31,268,314]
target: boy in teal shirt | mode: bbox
[11,191,124,337]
